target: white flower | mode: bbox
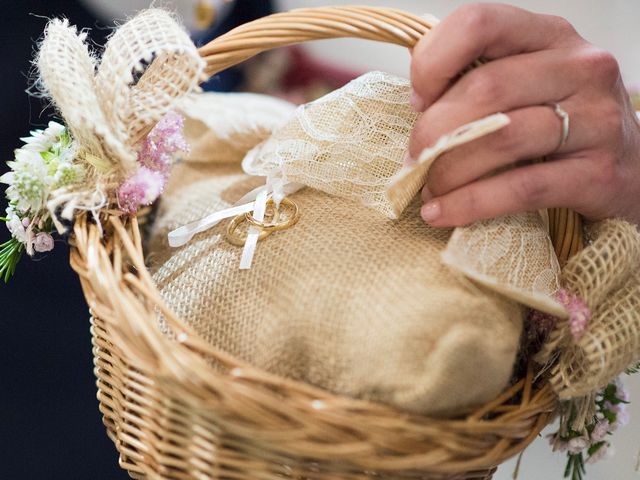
[20,121,67,152]
[33,232,54,253]
[53,162,84,188]
[5,210,27,243]
[3,122,81,214]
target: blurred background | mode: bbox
[0,1,638,479]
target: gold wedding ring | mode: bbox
[245,197,300,232]
[225,197,300,247]
[226,214,274,246]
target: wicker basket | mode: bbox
[69,7,584,480]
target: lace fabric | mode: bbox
[243,71,563,314]
[243,72,418,218]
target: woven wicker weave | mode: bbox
[70,7,583,479]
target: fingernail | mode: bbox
[410,89,425,112]
[421,200,441,223]
[402,151,415,166]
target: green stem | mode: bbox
[0,238,24,282]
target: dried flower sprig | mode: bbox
[1,121,81,281]
[1,113,188,280]
[548,378,631,480]
[117,111,188,214]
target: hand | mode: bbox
[409,3,640,227]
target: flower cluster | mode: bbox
[1,113,188,281]
[1,122,83,281]
[117,112,188,214]
[548,379,630,480]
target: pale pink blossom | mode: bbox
[586,444,608,464]
[33,232,54,253]
[118,112,187,215]
[118,167,165,215]
[613,407,630,429]
[568,436,589,454]
[590,420,610,442]
[138,111,189,173]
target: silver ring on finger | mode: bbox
[546,102,570,153]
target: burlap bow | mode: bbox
[37,9,204,177]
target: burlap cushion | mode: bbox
[148,161,524,417]
[146,76,563,417]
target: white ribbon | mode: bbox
[167,172,304,269]
[240,187,268,270]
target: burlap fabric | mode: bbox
[36,9,204,219]
[149,160,525,417]
[145,74,570,416]
[537,219,640,399]
[242,72,417,218]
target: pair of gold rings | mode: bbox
[226,197,300,247]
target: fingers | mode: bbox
[408,48,585,158]
[410,3,579,108]
[420,156,602,227]
[422,99,607,197]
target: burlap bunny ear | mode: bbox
[37,19,110,164]
[38,9,205,173]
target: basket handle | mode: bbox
[197,6,583,261]
[198,6,434,76]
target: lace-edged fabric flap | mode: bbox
[442,212,566,317]
[243,71,418,218]
[385,113,511,218]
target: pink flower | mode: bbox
[591,420,610,442]
[613,407,630,429]
[118,167,165,215]
[117,112,188,215]
[33,232,54,253]
[568,436,589,454]
[586,443,608,464]
[557,289,590,341]
[138,111,189,173]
